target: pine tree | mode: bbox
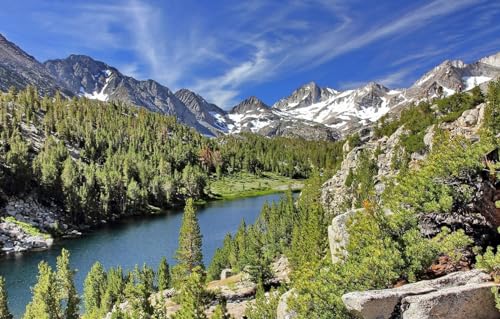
[100,266,124,314]
[174,198,203,284]
[0,276,13,319]
[173,267,207,319]
[23,261,60,319]
[56,249,79,319]
[83,262,107,318]
[157,257,171,291]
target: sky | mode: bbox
[1,0,500,109]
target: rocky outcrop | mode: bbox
[271,256,291,284]
[220,268,233,280]
[321,125,405,216]
[439,103,486,142]
[2,196,62,231]
[277,289,298,319]
[328,209,360,264]
[0,221,53,253]
[320,145,368,215]
[0,196,78,255]
[342,270,498,319]
[401,283,499,319]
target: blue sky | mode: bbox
[1,0,500,109]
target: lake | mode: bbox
[0,193,288,317]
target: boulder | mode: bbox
[401,283,499,319]
[439,103,486,140]
[271,256,291,284]
[328,209,361,264]
[220,268,233,280]
[342,270,494,319]
[277,289,298,319]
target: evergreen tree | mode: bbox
[23,261,60,319]
[61,158,81,223]
[174,198,203,285]
[0,276,13,319]
[100,266,124,314]
[157,257,171,291]
[244,285,281,319]
[173,267,208,319]
[55,249,79,319]
[83,262,107,318]
[4,131,31,194]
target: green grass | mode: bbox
[2,216,52,239]
[209,172,304,200]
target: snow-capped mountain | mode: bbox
[227,96,340,140]
[1,32,499,141]
[273,81,337,111]
[231,52,500,136]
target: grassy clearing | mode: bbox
[209,172,304,200]
[2,216,52,239]
[207,273,243,290]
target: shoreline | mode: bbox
[0,179,303,258]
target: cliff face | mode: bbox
[321,101,500,318]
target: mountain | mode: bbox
[1,32,499,141]
[231,53,500,136]
[273,81,337,111]
[43,55,218,136]
[174,88,228,135]
[0,34,71,96]
[227,96,339,140]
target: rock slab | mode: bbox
[342,270,498,319]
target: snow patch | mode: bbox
[462,76,491,91]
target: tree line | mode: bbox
[0,86,342,227]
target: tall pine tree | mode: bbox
[173,198,203,286]
[23,262,60,319]
[83,262,107,318]
[55,249,79,319]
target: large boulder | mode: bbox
[220,268,233,280]
[271,256,291,284]
[328,209,361,264]
[342,270,495,319]
[439,103,486,141]
[401,283,499,319]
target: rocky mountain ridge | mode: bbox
[0,34,71,96]
[1,33,500,141]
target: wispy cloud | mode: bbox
[338,66,416,90]
[30,0,495,108]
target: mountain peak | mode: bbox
[230,96,269,114]
[272,81,329,110]
[479,51,500,68]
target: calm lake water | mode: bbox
[0,193,288,317]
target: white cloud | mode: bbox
[33,0,491,109]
